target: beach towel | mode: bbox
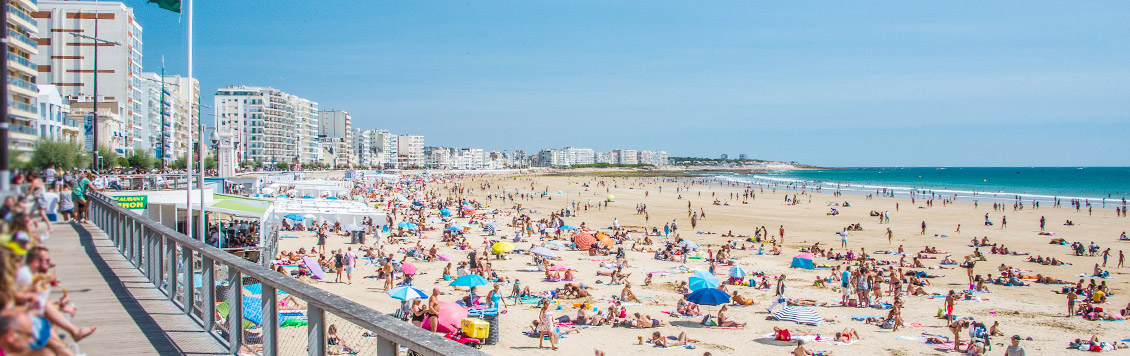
[302,256,326,280]
[851,315,882,320]
[280,235,299,239]
[829,340,858,346]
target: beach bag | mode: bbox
[700,314,713,326]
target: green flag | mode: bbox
[147,0,181,13]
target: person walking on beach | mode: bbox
[664,223,670,237]
[1102,249,1111,267]
[1001,216,1007,229]
[1040,216,1046,231]
[886,228,893,243]
[344,247,357,284]
[382,258,396,291]
[767,275,787,313]
[1067,290,1077,317]
[1119,250,1125,268]
[920,221,926,235]
[944,290,956,323]
[779,225,785,244]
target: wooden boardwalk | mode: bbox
[45,222,228,356]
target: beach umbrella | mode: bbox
[277,195,289,198]
[606,195,614,202]
[529,246,557,258]
[304,214,317,219]
[400,262,418,276]
[728,266,748,279]
[485,221,501,230]
[420,301,467,334]
[412,201,424,207]
[597,234,615,247]
[484,224,496,233]
[445,226,461,231]
[449,274,489,288]
[560,225,578,230]
[689,271,720,291]
[770,306,825,325]
[302,195,315,199]
[790,253,815,270]
[427,217,444,223]
[573,233,596,250]
[679,240,700,249]
[685,287,730,306]
[439,208,451,217]
[386,285,427,301]
[397,222,419,230]
[491,242,514,254]
[283,213,304,221]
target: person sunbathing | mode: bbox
[834,328,860,343]
[731,291,757,305]
[772,326,812,341]
[621,283,642,303]
[675,281,690,294]
[649,331,697,347]
[677,296,702,316]
[715,306,746,328]
[787,298,823,306]
[634,313,668,328]
[792,340,814,356]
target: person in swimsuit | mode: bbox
[410,299,426,326]
[427,289,441,332]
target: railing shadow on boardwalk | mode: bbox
[72,222,200,355]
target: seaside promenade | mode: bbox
[46,221,227,355]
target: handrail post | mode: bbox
[227,270,242,354]
[181,244,194,313]
[166,236,177,301]
[261,285,277,356]
[202,256,215,335]
[376,335,397,356]
[134,221,143,267]
[307,305,325,356]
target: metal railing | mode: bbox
[87,192,485,356]
[97,174,190,191]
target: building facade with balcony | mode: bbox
[7,0,41,159]
[215,86,318,165]
[34,0,143,156]
[36,84,79,142]
[395,134,424,168]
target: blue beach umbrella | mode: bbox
[449,274,489,288]
[412,201,424,207]
[560,225,577,230]
[688,271,720,291]
[302,195,315,199]
[277,195,289,198]
[440,208,451,217]
[397,222,419,230]
[283,213,304,221]
[686,287,730,306]
[445,226,461,231]
[386,286,428,301]
[728,266,748,279]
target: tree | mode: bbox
[98,146,122,170]
[275,162,290,170]
[126,150,154,170]
[29,140,89,170]
[170,156,187,170]
[204,156,216,170]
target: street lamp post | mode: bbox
[70,30,120,171]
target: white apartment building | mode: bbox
[215,86,319,165]
[36,85,79,142]
[638,150,669,166]
[615,149,639,165]
[595,152,617,164]
[8,0,40,158]
[395,134,424,168]
[318,110,353,165]
[563,147,595,165]
[35,0,143,155]
[163,75,199,162]
[294,96,318,163]
[353,128,371,167]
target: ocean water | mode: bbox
[718,167,1130,204]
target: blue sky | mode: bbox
[134,1,1130,166]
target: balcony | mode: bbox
[7,5,37,33]
[6,29,37,54]
[8,76,37,95]
[6,53,37,72]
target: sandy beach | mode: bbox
[277,172,1128,356]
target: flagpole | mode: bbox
[185,0,194,240]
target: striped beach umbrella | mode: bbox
[728,266,748,279]
[770,306,825,326]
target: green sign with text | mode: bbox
[115,196,148,209]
